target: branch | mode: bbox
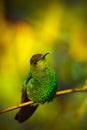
[0,81,87,114]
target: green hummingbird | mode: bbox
[15,51,58,123]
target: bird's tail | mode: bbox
[15,89,38,123]
[15,103,38,123]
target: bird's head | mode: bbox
[30,51,50,71]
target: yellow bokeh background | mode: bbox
[0,1,87,130]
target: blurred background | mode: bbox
[0,0,87,130]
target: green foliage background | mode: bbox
[0,0,87,130]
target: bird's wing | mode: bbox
[21,71,32,96]
[21,72,32,103]
[15,72,38,123]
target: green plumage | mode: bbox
[27,59,57,103]
[15,52,58,123]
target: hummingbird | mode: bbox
[15,51,58,123]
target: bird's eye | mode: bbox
[33,61,37,65]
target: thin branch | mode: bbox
[0,81,87,114]
[0,101,34,114]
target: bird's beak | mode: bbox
[40,51,51,59]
